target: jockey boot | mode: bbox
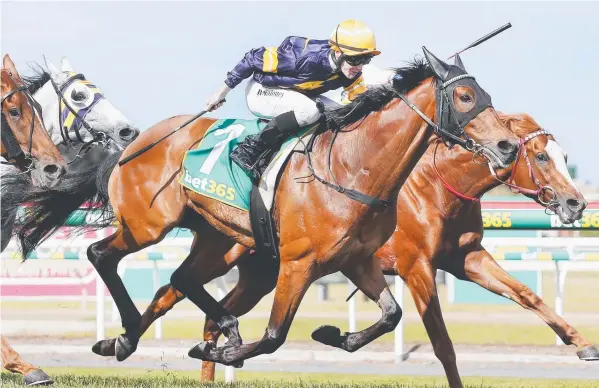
[231,111,299,182]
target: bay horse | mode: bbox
[17,49,520,365]
[1,54,63,386]
[125,112,594,386]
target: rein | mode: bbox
[301,73,486,209]
[434,128,558,209]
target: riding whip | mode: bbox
[447,23,512,59]
[118,100,225,167]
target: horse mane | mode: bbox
[325,58,435,129]
[21,64,51,95]
[498,112,541,138]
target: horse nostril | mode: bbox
[43,164,65,178]
[119,127,138,141]
[497,140,517,155]
[566,198,583,211]
[43,164,58,174]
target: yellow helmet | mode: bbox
[329,19,381,57]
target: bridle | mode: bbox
[50,72,124,163]
[301,70,493,209]
[1,71,44,173]
[487,129,558,210]
[434,128,558,212]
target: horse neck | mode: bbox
[34,81,63,145]
[419,140,513,216]
[325,81,437,206]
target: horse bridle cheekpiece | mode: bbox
[1,71,44,172]
[394,47,493,153]
[489,128,558,209]
[51,72,107,145]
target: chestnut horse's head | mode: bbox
[499,113,586,224]
[422,47,519,167]
[1,55,66,188]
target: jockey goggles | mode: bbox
[344,54,373,66]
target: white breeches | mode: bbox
[245,80,339,127]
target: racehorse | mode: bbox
[1,55,138,386]
[1,55,66,188]
[1,54,65,386]
[206,112,597,386]
[16,47,516,365]
[123,112,595,386]
[1,56,139,253]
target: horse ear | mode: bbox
[60,57,73,72]
[43,55,60,78]
[453,53,466,72]
[422,46,450,81]
[3,54,17,73]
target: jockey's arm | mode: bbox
[205,45,280,111]
[225,46,279,89]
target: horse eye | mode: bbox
[71,89,87,102]
[9,107,20,118]
[536,152,549,163]
[460,94,472,103]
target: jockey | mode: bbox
[204,19,381,181]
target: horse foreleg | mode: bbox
[452,249,599,361]
[189,259,313,366]
[311,255,402,352]
[1,335,53,386]
[168,226,244,357]
[201,252,278,381]
[405,261,463,388]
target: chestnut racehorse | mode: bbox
[19,49,519,365]
[1,55,66,188]
[122,113,596,387]
[1,54,64,386]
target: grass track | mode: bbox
[1,368,598,388]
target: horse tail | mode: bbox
[14,150,123,260]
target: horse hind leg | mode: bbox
[89,221,174,362]
[312,255,402,352]
[92,284,185,358]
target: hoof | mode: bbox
[311,325,345,348]
[189,342,244,367]
[577,345,599,361]
[24,369,54,386]
[92,338,117,357]
[115,334,138,362]
[188,341,215,360]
